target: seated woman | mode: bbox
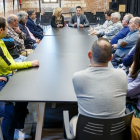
[17,11,40,50]
[127,37,140,117]
[51,7,65,28]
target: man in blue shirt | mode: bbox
[111,17,140,67]
[111,13,133,45]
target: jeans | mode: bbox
[0,102,15,140]
[0,74,28,140]
[0,74,12,91]
[32,43,38,50]
[14,55,27,62]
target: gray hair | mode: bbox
[7,14,17,24]
[134,17,140,26]
[111,12,121,20]
[17,11,28,22]
[27,9,35,16]
[125,13,133,23]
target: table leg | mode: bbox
[35,102,46,140]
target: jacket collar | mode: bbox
[28,17,34,23]
[19,21,25,26]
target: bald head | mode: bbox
[129,17,140,31]
[91,38,112,64]
[7,14,19,27]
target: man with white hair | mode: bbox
[111,13,133,45]
[7,14,33,56]
[102,12,123,40]
[91,12,122,40]
[111,17,140,67]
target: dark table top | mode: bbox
[0,29,112,102]
[45,27,91,36]
[0,35,102,102]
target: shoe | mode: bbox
[14,129,32,139]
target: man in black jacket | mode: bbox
[68,6,89,28]
[26,9,44,40]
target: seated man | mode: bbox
[90,10,113,34]
[91,12,122,40]
[117,47,135,74]
[68,6,89,28]
[17,11,40,50]
[0,17,39,140]
[70,38,127,136]
[111,17,140,67]
[7,14,33,57]
[26,9,44,40]
[111,13,133,45]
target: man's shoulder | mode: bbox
[112,68,126,79]
[26,18,33,25]
[73,69,87,79]
[71,14,76,18]
[0,41,7,56]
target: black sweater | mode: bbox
[51,15,64,28]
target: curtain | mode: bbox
[118,0,140,16]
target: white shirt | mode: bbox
[77,16,80,27]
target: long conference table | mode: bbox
[0,27,112,139]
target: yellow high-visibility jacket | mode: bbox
[0,39,32,76]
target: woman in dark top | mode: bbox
[17,11,40,50]
[51,7,65,28]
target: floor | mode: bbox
[22,26,75,140]
[23,103,65,140]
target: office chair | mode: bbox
[44,7,53,12]
[63,110,134,140]
[69,7,76,16]
[35,12,40,24]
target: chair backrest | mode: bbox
[120,12,126,21]
[35,12,40,24]
[44,7,53,12]
[43,12,53,17]
[69,7,76,13]
[87,14,97,25]
[41,15,52,25]
[76,111,134,140]
[100,14,106,25]
[96,12,104,16]
[36,12,40,17]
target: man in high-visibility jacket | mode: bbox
[0,17,39,140]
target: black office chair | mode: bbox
[88,15,97,25]
[35,12,40,24]
[84,12,97,25]
[96,12,104,17]
[84,12,92,17]
[100,14,106,25]
[63,110,134,140]
[96,12,104,24]
[120,12,126,21]
[43,12,53,16]
[40,15,52,31]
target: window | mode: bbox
[42,0,58,3]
